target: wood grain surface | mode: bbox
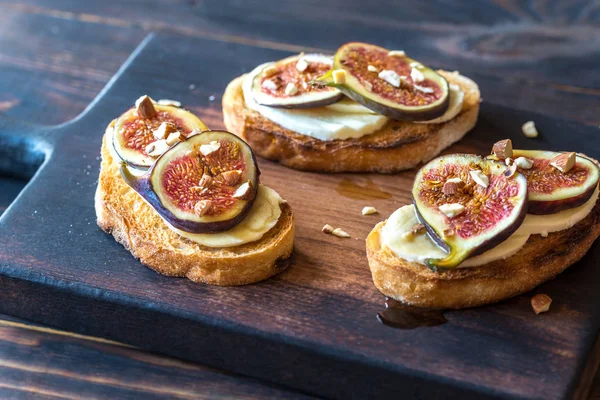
[0,1,599,398]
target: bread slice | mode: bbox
[95,124,295,286]
[223,70,480,173]
[366,197,600,309]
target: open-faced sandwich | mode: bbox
[223,42,480,173]
[367,139,600,308]
[95,96,294,286]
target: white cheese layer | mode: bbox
[167,185,284,248]
[243,62,388,141]
[380,187,598,268]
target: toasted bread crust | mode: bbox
[223,70,480,173]
[95,126,295,286]
[366,198,600,309]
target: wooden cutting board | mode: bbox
[1,33,599,400]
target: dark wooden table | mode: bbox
[0,1,599,398]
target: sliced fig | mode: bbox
[412,154,529,270]
[113,96,208,169]
[313,42,449,121]
[250,54,343,109]
[511,150,600,214]
[120,130,260,233]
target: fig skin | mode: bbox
[411,154,529,271]
[120,130,261,234]
[510,150,600,215]
[251,54,343,109]
[314,42,450,121]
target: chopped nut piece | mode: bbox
[193,200,212,217]
[198,173,212,188]
[439,203,465,218]
[145,139,169,157]
[505,157,513,166]
[522,121,539,138]
[514,157,533,170]
[400,76,414,90]
[166,131,183,146]
[332,228,351,238]
[157,99,181,107]
[470,170,489,188]
[263,65,278,77]
[221,170,243,186]
[153,122,174,140]
[414,84,434,93]
[504,163,518,178]
[135,95,157,118]
[367,65,379,73]
[296,58,309,72]
[378,70,401,88]
[388,50,406,57]
[446,177,462,184]
[492,139,513,159]
[322,224,334,234]
[411,223,426,235]
[199,141,221,156]
[531,294,552,314]
[332,69,347,84]
[410,67,425,82]
[364,81,373,91]
[442,228,455,238]
[443,180,462,195]
[410,61,422,68]
[262,79,279,91]
[285,83,298,96]
[361,206,378,215]
[550,152,576,173]
[233,180,254,201]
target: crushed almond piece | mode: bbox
[145,139,169,157]
[198,173,212,188]
[322,224,334,234]
[200,141,221,156]
[194,200,212,217]
[514,157,533,170]
[233,181,254,200]
[388,50,406,57]
[442,228,455,238]
[296,58,309,72]
[470,170,489,188]
[414,84,433,93]
[332,69,347,84]
[411,223,426,235]
[550,152,576,173]
[367,65,379,73]
[531,294,552,314]
[522,121,539,138]
[410,67,425,82]
[285,83,298,96]
[492,139,513,159]
[443,180,462,195]
[378,70,401,88]
[438,203,465,218]
[157,99,181,107]
[332,228,351,238]
[505,157,513,166]
[361,206,378,215]
[153,122,174,140]
[166,131,183,146]
[221,170,242,186]
[135,95,157,119]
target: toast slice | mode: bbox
[223,70,480,173]
[95,124,295,286]
[366,197,600,309]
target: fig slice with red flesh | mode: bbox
[412,154,529,270]
[510,150,600,215]
[120,130,260,233]
[313,42,450,121]
[250,54,343,109]
[113,97,208,169]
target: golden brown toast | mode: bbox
[223,70,480,173]
[366,197,600,309]
[95,123,295,286]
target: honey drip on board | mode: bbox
[336,178,392,200]
[377,297,447,329]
